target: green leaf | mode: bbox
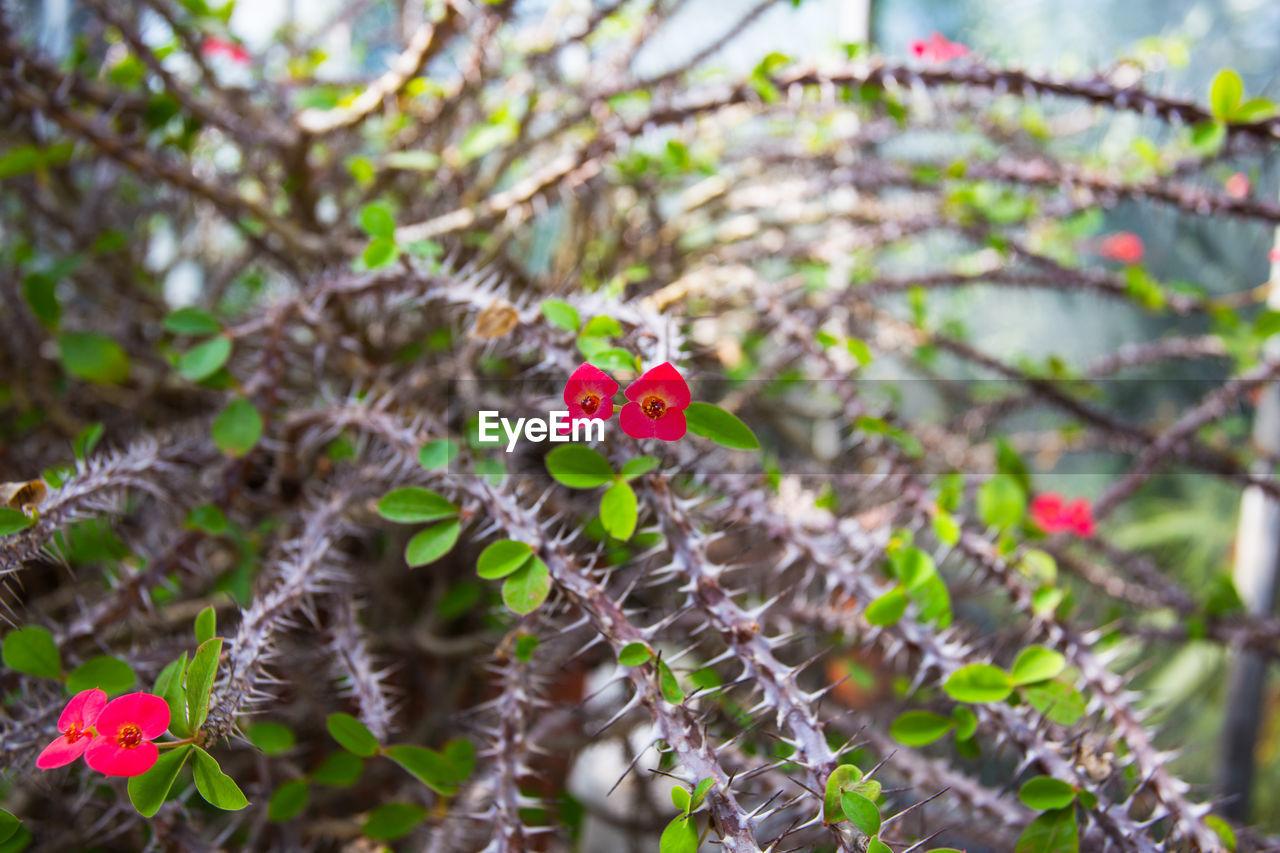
[545,444,614,488]
[66,655,135,695]
[1205,815,1238,852]
[1209,69,1243,120]
[501,557,551,614]
[0,508,35,537]
[477,539,534,579]
[311,751,364,787]
[444,737,476,781]
[1010,646,1066,686]
[177,336,231,381]
[185,638,222,731]
[1234,97,1276,122]
[600,480,638,540]
[363,238,398,269]
[1018,549,1058,585]
[58,332,129,385]
[128,745,192,817]
[363,803,428,841]
[326,713,379,757]
[186,504,228,535]
[541,299,581,331]
[405,519,462,567]
[657,659,685,704]
[212,398,263,457]
[823,764,862,822]
[384,744,459,795]
[864,586,908,626]
[268,779,309,822]
[385,151,441,171]
[851,777,881,803]
[1018,776,1077,811]
[2,626,60,679]
[659,815,699,853]
[619,456,659,481]
[1023,679,1087,726]
[951,706,978,740]
[691,777,714,807]
[1015,806,1079,853]
[72,422,104,461]
[164,307,221,336]
[358,202,396,239]
[247,721,296,755]
[23,272,60,328]
[194,606,217,645]
[840,790,881,837]
[581,315,623,338]
[155,652,190,737]
[377,487,459,523]
[0,810,17,845]
[867,840,892,853]
[932,510,960,545]
[587,347,637,373]
[684,402,759,450]
[944,664,1013,703]
[1190,120,1227,155]
[192,747,249,810]
[418,439,459,470]
[889,710,955,746]
[671,785,691,813]
[977,474,1026,531]
[618,642,653,666]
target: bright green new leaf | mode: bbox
[194,606,216,645]
[164,307,221,336]
[864,586,908,626]
[477,539,534,579]
[1015,805,1079,853]
[418,439,459,470]
[618,642,653,666]
[501,557,551,614]
[1018,776,1077,811]
[889,710,954,746]
[619,456,659,481]
[658,815,698,853]
[377,487,458,523]
[405,519,462,567]
[684,402,759,450]
[358,202,396,239]
[840,790,881,837]
[177,336,231,381]
[1010,646,1066,686]
[0,508,35,537]
[658,659,684,704]
[541,299,580,331]
[1023,679,1087,726]
[977,475,1025,531]
[212,397,263,457]
[1209,69,1243,120]
[944,664,1013,703]
[600,480,638,540]
[545,444,614,488]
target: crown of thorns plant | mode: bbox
[2,1,1280,851]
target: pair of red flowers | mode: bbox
[37,689,171,777]
[563,361,691,441]
[1030,493,1096,538]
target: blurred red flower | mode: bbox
[202,38,250,65]
[909,33,970,63]
[1225,172,1250,199]
[1098,231,1144,264]
[1031,492,1095,537]
[620,362,690,441]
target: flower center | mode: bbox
[578,394,600,415]
[116,724,143,748]
[64,723,86,744]
[641,395,666,419]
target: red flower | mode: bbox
[201,38,250,65]
[84,693,170,777]
[1063,498,1096,537]
[1098,231,1144,264]
[1225,172,1250,199]
[909,33,969,62]
[620,362,690,441]
[563,363,618,426]
[1031,492,1095,537]
[36,688,107,770]
[1269,248,1280,264]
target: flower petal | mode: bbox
[59,688,108,731]
[36,734,91,769]
[85,738,159,777]
[96,692,171,739]
[624,362,690,409]
[564,364,618,407]
[620,402,656,439]
[652,409,687,441]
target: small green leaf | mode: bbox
[326,713,379,757]
[659,815,699,853]
[192,747,249,810]
[1018,776,1077,811]
[840,790,881,837]
[476,539,534,579]
[1023,679,1087,726]
[1010,646,1066,686]
[618,642,653,666]
[177,336,231,381]
[377,487,459,523]
[155,653,190,737]
[865,586,908,626]
[311,751,364,787]
[247,721,296,755]
[600,480,638,540]
[128,745,192,817]
[363,238,398,269]
[66,655,135,695]
[164,307,221,336]
[978,474,1025,531]
[58,332,130,385]
[581,315,623,338]
[951,706,978,740]
[516,631,537,661]
[658,659,684,704]
[587,347,637,373]
[1015,805,1079,853]
[194,606,217,644]
[867,840,892,853]
[2,626,60,679]
[268,779,309,822]
[619,456,659,481]
[502,557,551,614]
[406,519,462,567]
[418,439,459,470]
[684,402,759,450]
[691,777,714,807]
[185,504,228,535]
[358,202,396,239]
[443,737,476,781]
[545,444,614,488]
[823,764,862,822]
[384,744,459,795]
[0,810,18,845]
[671,785,691,813]
[0,509,35,537]
[212,397,263,457]
[185,638,222,731]
[944,664,1013,703]
[363,803,428,841]
[541,299,581,331]
[1209,69,1244,120]
[932,510,960,545]
[889,710,955,746]
[72,422,104,460]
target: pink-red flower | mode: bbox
[201,38,250,65]
[37,689,107,770]
[1225,172,1250,199]
[84,693,170,777]
[1098,231,1144,264]
[563,363,618,426]
[620,362,690,441]
[1269,247,1280,264]
[1031,492,1095,537]
[909,33,969,63]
